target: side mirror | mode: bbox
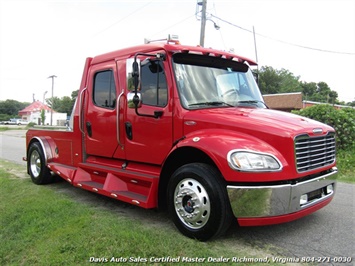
[127,57,142,109]
[126,53,165,119]
[127,92,142,109]
[132,61,140,89]
[126,58,141,91]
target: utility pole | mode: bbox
[199,0,207,47]
[253,26,259,64]
[43,91,48,104]
[47,75,57,126]
[253,26,259,85]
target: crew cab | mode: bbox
[24,36,337,241]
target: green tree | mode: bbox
[258,66,301,94]
[69,90,79,115]
[45,90,78,115]
[328,90,338,104]
[277,68,302,93]
[258,66,282,94]
[302,81,337,103]
[301,81,317,101]
[71,90,79,99]
[57,96,74,114]
[46,97,61,112]
[0,99,29,116]
[40,109,46,125]
[259,66,339,104]
[316,82,332,103]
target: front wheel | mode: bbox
[28,142,53,184]
[167,163,233,241]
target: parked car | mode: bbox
[17,119,30,125]
[2,118,29,125]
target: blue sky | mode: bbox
[1,0,354,103]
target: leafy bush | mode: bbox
[293,105,355,150]
[26,122,37,128]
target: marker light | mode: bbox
[326,184,334,194]
[300,194,308,205]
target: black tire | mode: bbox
[167,163,233,241]
[28,142,53,184]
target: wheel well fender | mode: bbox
[27,137,56,167]
[158,146,217,209]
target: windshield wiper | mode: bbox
[189,101,234,107]
[237,100,267,107]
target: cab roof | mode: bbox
[91,42,257,66]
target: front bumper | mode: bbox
[227,167,337,224]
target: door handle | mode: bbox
[86,121,92,137]
[125,122,133,140]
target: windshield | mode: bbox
[172,53,266,109]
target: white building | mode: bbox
[18,101,67,126]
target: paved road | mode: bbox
[0,129,27,165]
[1,130,354,265]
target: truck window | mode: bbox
[93,70,116,108]
[173,53,265,109]
[141,60,167,107]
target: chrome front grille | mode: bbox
[295,133,336,172]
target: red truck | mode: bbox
[25,36,337,241]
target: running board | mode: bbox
[48,162,159,209]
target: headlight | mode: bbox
[227,150,282,172]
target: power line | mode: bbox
[151,13,197,39]
[92,1,153,37]
[210,14,355,56]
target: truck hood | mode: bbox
[182,107,336,181]
[183,107,334,140]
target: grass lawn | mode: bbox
[0,126,27,131]
[336,148,355,183]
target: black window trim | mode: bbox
[93,68,117,110]
[140,60,168,108]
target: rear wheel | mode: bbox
[167,163,233,241]
[28,142,53,184]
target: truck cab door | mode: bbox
[84,61,125,159]
[123,57,173,165]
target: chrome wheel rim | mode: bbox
[30,150,41,178]
[174,178,210,229]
